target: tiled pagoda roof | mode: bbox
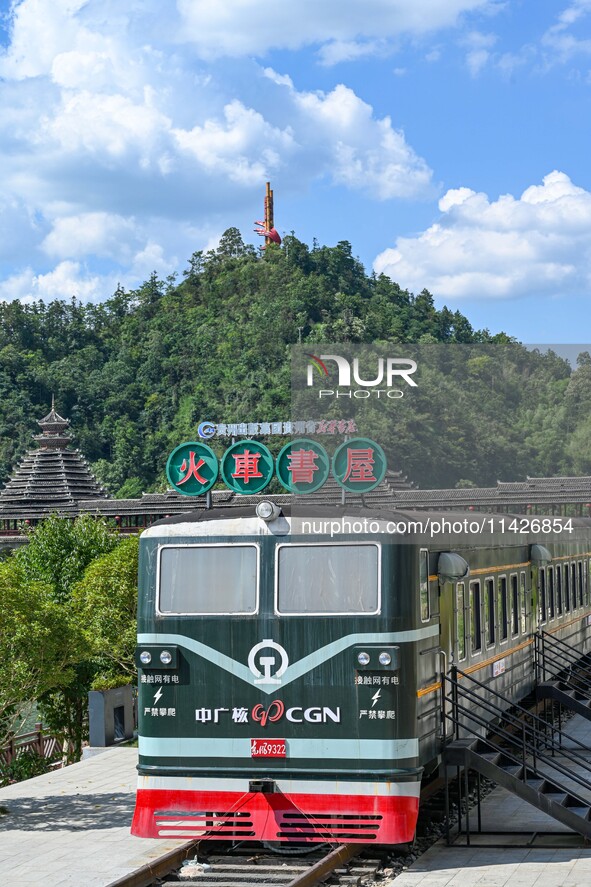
[0,402,108,512]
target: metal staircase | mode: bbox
[535,631,591,720]
[442,666,591,841]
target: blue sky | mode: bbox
[0,1,591,341]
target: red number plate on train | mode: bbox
[251,739,286,757]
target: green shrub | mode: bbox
[0,750,52,785]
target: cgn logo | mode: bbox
[251,700,284,726]
[305,353,417,399]
[248,639,289,686]
[252,699,341,726]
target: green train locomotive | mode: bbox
[131,505,591,844]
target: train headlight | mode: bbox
[256,501,281,522]
[379,651,392,666]
[357,651,371,666]
[160,650,172,665]
[139,650,152,665]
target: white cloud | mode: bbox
[41,90,173,165]
[265,73,434,199]
[317,40,392,67]
[0,260,105,303]
[461,30,497,76]
[374,171,591,300]
[41,213,140,261]
[0,0,445,303]
[176,0,498,59]
[173,100,294,185]
[540,1,591,63]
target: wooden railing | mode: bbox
[1,723,61,766]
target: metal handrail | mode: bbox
[446,678,591,766]
[446,677,589,756]
[540,629,591,661]
[535,630,591,696]
[451,665,588,750]
[443,689,591,801]
[443,668,591,800]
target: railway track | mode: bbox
[107,842,383,887]
[106,764,496,887]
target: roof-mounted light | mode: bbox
[256,501,281,522]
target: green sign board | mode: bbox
[276,438,330,494]
[220,440,274,494]
[332,437,387,493]
[166,442,219,496]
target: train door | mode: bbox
[437,552,470,738]
[438,576,454,738]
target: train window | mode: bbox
[586,561,589,605]
[520,571,527,633]
[564,563,571,611]
[510,574,519,636]
[498,575,508,641]
[539,568,547,623]
[276,543,379,615]
[158,544,258,615]
[548,567,555,620]
[485,578,495,646]
[556,565,562,615]
[571,563,577,609]
[456,582,466,661]
[470,580,481,653]
[420,549,430,622]
[578,561,584,607]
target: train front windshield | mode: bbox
[158,544,258,614]
[276,543,380,614]
[157,541,380,616]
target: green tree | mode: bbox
[71,536,139,688]
[17,513,119,603]
[16,515,121,761]
[0,561,79,748]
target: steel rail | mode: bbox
[105,839,201,887]
[284,843,361,887]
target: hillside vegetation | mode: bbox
[0,229,589,494]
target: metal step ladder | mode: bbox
[535,631,591,720]
[442,666,591,842]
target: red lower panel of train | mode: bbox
[132,787,419,844]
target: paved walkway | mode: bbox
[0,747,187,886]
[3,717,591,886]
[393,712,591,887]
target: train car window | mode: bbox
[539,568,547,623]
[564,563,571,611]
[578,561,584,607]
[456,582,466,661]
[158,544,258,615]
[470,580,482,653]
[485,578,495,646]
[571,563,577,609]
[498,575,508,641]
[548,567,555,620]
[276,543,379,615]
[556,564,562,615]
[520,571,527,633]
[420,548,430,622]
[510,573,519,636]
[586,560,589,605]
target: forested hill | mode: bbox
[0,228,589,495]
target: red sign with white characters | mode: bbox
[251,739,286,758]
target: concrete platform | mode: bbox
[393,712,591,887]
[0,747,187,887]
